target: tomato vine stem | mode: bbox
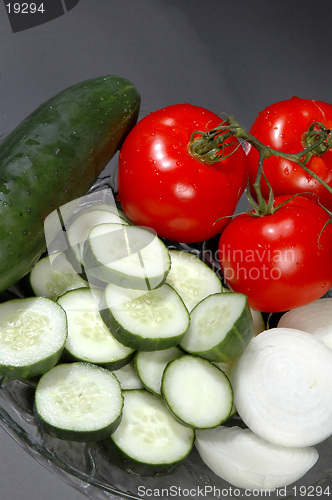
[189,115,332,216]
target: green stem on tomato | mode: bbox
[189,114,332,216]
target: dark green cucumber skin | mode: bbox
[102,389,194,476]
[0,75,140,292]
[100,303,187,352]
[198,303,253,362]
[103,435,192,477]
[34,405,122,442]
[62,347,136,372]
[161,356,234,429]
[83,225,171,290]
[0,347,65,379]
[181,296,253,363]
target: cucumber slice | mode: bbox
[83,223,171,290]
[223,287,265,336]
[166,250,222,311]
[57,288,134,369]
[0,297,67,378]
[135,347,183,395]
[113,360,144,390]
[34,362,123,442]
[67,208,128,264]
[104,389,194,476]
[161,355,233,429]
[100,283,189,351]
[180,292,253,362]
[81,202,129,224]
[30,252,88,301]
[214,360,237,417]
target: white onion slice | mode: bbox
[230,328,332,447]
[277,298,332,333]
[195,426,319,491]
[312,325,332,349]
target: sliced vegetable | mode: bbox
[277,297,332,333]
[223,287,265,336]
[250,309,266,336]
[83,223,171,290]
[278,297,332,350]
[57,288,134,369]
[0,297,67,378]
[34,362,123,441]
[135,346,183,395]
[78,202,129,223]
[312,325,332,349]
[100,282,189,351]
[214,360,237,417]
[166,249,222,311]
[161,355,233,429]
[231,328,332,447]
[180,292,253,362]
[29,251,88,301]
[113,360,144,390]
[195,426,319,491]
[67,208,128,264]
[104,389,194,475]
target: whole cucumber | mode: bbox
[0,75,140,292]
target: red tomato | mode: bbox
[218,195,332,313]
[246,97,332,211]
[117,104,248,243]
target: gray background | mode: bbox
[1,0,332,498]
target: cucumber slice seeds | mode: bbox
[161,355,233,429]
[101,283,190,351]
[166,249,223,311]
[34,362,123,442]
[57,287,134,368]
[0,297,67,378]
[83,223,171,290]
[106,389,194,476]
[30,251,88,301]
[180,292,253,362]
[67,208,128,264]
[22,200,262,481]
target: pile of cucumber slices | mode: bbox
[0,197,331,491]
